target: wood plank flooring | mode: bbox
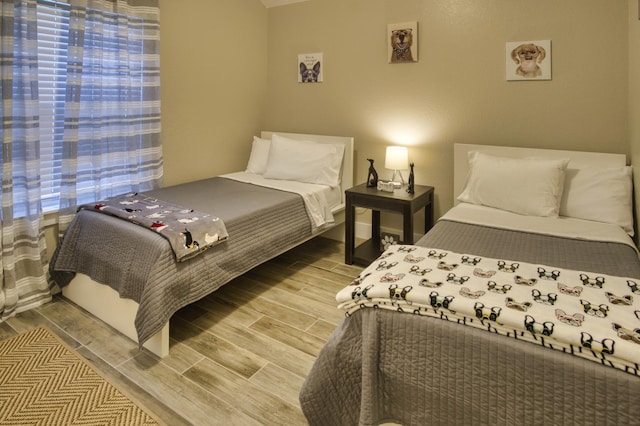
[0,236,363,426]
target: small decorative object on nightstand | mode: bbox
[345,182,435,266]
[376,180,395,192]
[407,162,415,194]
[366,158,379,187]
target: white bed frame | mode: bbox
[62,132,354,358]
[453,143,626,199]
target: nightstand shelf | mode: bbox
[352,239,383,264]
[345,183,435,266]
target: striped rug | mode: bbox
[0,326,160,425]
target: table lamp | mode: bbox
[385,146,408,187]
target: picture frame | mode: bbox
[506,40,552,81]
[388,22,418,64]
[298,52,323,83]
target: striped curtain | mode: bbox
[57,0,162,231]
[0,0,161,321]
[0,0,52,320]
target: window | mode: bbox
[37,0,70,212]
[26,0,159,214]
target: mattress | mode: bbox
[50,176,328,345]
[300,209,640,425]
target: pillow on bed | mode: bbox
[457,151,569,217]
[560,166,634,235]
[245,136,271,174]
[263,133,345,187]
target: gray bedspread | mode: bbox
[300,219,640,426]
[50,177,312,345]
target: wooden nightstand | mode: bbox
[345,183,434,266]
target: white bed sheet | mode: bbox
[221,171,342,231]
[443,202,638,252]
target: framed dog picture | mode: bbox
[388,22,418,64]
[298,53,323,83]
[506,40,552,81]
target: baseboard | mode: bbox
[321,224,344,241]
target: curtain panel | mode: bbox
[0,0,51,321]
[0,0,161,322]
[57,0,162,231]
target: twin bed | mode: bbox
[49,131,354,357]
[300,144,640,425]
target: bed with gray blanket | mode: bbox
[51,177,315,344]
[49,132,354,357]
[300,144,640,425]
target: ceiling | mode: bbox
[260,0,310,8]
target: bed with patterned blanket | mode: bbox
[49,132,354,357]
[299,144,640,425]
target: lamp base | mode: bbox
[390,170,405,187]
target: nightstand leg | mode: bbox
[425,201,434,232]
[403,206,414,244]
[371,210,381,242]
[345,199,355,264]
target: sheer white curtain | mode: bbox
[0,0,52,319]
[0,0,161,321]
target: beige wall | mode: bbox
[157,1,633,235]
[264,0,630,223]
[630,0,640,235]
[159,0,268,186]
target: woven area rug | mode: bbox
[0,326,160,425]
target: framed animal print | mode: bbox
[388,22,418,64]
[506,40,552,81]
[298,52,323,83]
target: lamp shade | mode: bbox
[385,146,409,170]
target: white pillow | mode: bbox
[263,133,345,187]
[560,166,634,235]
[245,136,271,174]
[457,151,569,217]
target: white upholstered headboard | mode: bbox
[261,131,354,206]
[453,143,626,201]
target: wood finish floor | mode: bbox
[0,237,363,425]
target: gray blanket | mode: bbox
[50,177,312,345]
[300,219,640,425]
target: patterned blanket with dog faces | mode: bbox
[80,192,228,261]
[337,245,640,376]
